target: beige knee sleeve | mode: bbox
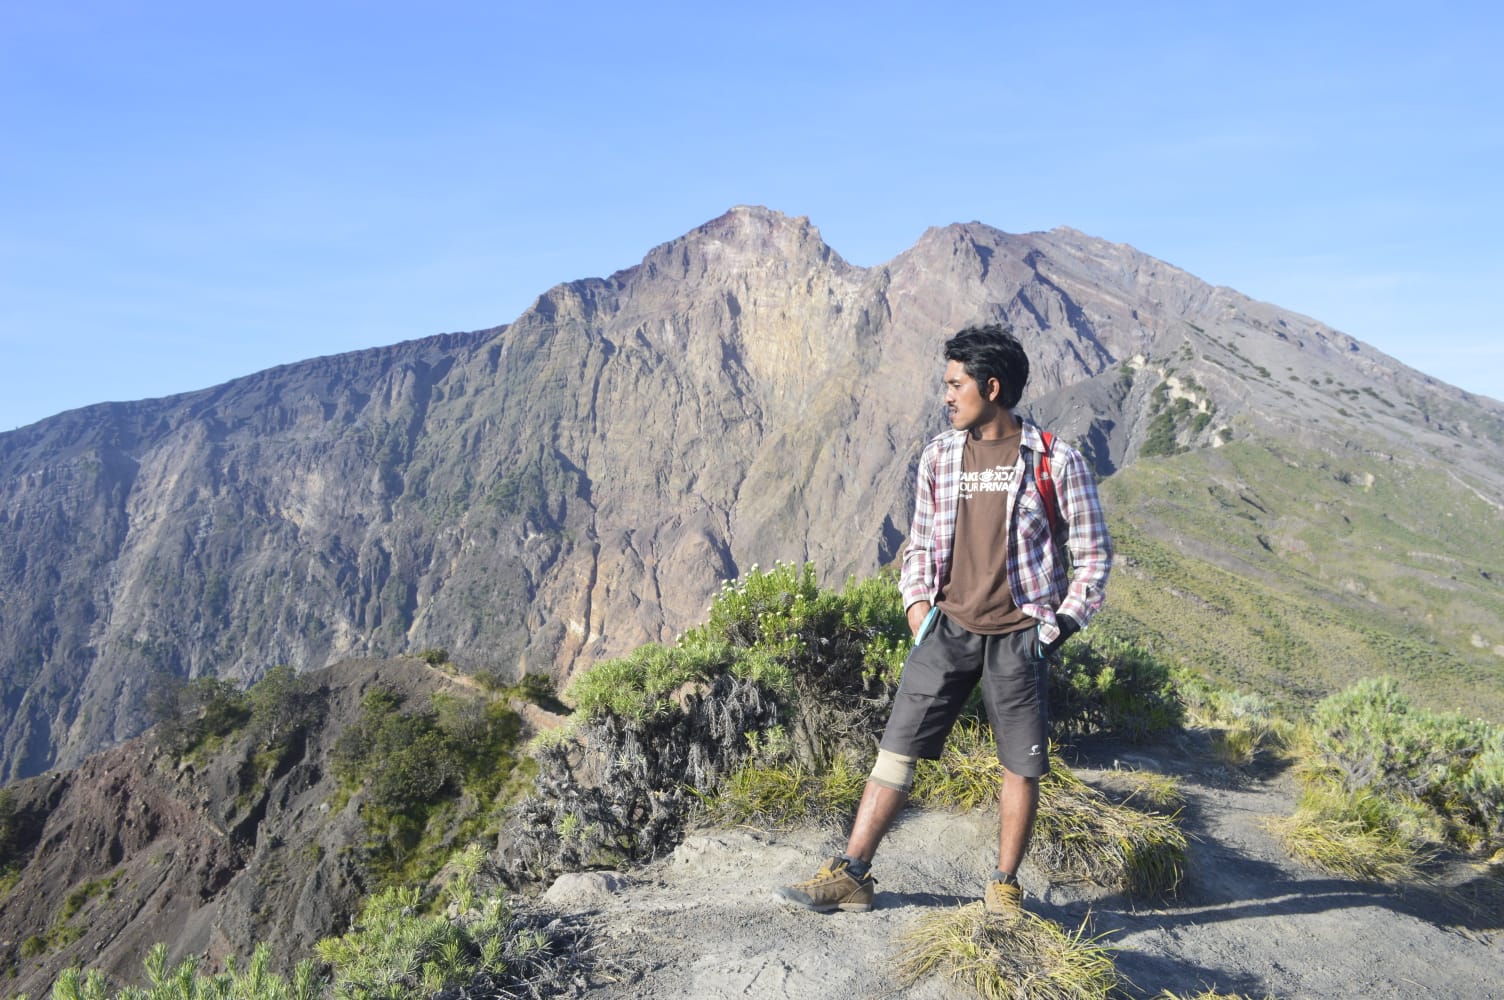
[870,749,918,793]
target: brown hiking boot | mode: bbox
[984,878,1024,920]
[775,856,876,913]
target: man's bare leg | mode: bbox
[996,769,1040,875]
[843,780,909,863]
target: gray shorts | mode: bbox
[878,610,1049,777]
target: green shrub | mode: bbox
[1050,635,1183,742]
[566,639,739,723]
[46,941,320,1000]
[716,565,907,769]
[1302,677,1502,850]
[152,667,325,764]
[333,688,464,811]
[512,671,562,708]
[333,687,526,811]
[318,885,506,998]
[317,847,556,1000]
[0,789,19,871]
[1140,409,1183,457]
[246,664,324,750]
[566,561,906,747]
[696,562,909,696]
[151,675,250,758]
[1455,734,1504,846]
[333,686,529,886]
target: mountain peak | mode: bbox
[685,205,845,267]
[602,205,851,295]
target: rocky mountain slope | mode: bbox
[0,656,470,997]
[3,206,1503,779]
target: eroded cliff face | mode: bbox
[0,657,462,997]
[3,205,1502,778]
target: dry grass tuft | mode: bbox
[1264,783,1436,884]
[1034,764,1187,898]
[1096,767,1185,814]
[897,903,1119,1000]
[913,720,1187,898]
[911,718,1013,811]
[1179,682,1293,770]
[1208,726,1262,768]
[698,752,867,828]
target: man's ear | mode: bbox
[986,377,1002,403]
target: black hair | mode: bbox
[943,324,1030,409]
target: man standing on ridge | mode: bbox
[777,323,1113,918]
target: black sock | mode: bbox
[840,854,871,878]
[992,869,1018,885]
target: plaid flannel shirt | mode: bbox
[899,421,1113,643]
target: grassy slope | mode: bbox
[1097,436,1504,721]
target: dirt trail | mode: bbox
[539,743,1504,999]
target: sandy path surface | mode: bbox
[541,746,1504,999]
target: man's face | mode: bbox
[943,359,997,431]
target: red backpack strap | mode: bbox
[1034,431,1063,537]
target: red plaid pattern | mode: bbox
[899,422,1113,644]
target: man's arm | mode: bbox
[900,442,939,624]
[1053,445,1113,632]
[906,600,933,639]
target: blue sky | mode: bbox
[3,1,1501,431]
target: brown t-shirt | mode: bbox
[936,429,1034,635]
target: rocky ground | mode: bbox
[538,741,1504,999]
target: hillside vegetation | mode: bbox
[4,563,1191,997]
[11,562,1503,999]
[1099,437,1504,721]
